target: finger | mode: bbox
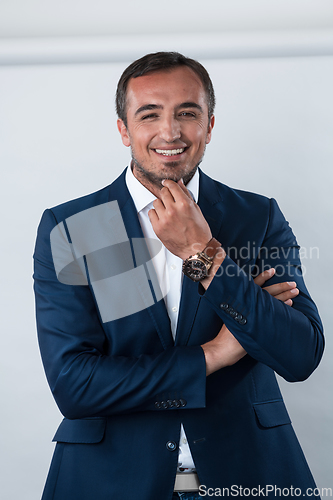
[148,207,159,226]
[152,197,165,216]
[158,185,177,207]
[162,178,193,203]
[253,268,275,287]
[284,299,293,306]
[271,288,299,302]
[274,288,299,302]
[263,281,297,297]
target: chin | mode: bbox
[161,171,182,182]
[132,156,198,188]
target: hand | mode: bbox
[253,268,299,306]
[148,179,212,260]
[201,268,298,376]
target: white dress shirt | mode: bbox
[126,165,199,471]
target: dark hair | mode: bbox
[116,51,215,127]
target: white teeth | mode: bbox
[155,148,185,156]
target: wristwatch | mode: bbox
[182,238,221,282]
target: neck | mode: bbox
[131,162,164,198]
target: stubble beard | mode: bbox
[131,148,206,190]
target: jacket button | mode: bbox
[161,401,169,409]
[220,303,229,310]
[166,400,174,408]
[166,441,178,452]
[173,399,181,408]
[155,402,161,409]
[234,313,247,325]
[179,399,187,407]
[229,309,238,318]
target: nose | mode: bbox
[159,116,181,143]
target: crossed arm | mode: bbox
[202,268,299,376]
[148,178,321,378]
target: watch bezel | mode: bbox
[182,256,210,282]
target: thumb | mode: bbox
[253,268,275,287]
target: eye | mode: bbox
[179,111,196,118]
[141,113,158,120]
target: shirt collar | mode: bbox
[126,163,199,215]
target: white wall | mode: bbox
[1,0,333,37]
[0,46,332,498]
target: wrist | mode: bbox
[182,238,222,283]
[200,247,226,290]
[201,343,225,376]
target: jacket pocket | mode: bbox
[253,400,291,428]
[52,417,106,444]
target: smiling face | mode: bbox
[117,66,215,195]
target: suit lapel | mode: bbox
[108,170,173,350]
[175,170,224,346]
[107,169,225,348]
[198,170,224,241]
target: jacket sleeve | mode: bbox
[202,198,324,382]
[33,209,207,419]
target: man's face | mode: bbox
[117,66,214,193]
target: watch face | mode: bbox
[183,258,208,282]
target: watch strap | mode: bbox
[202,238,221,259]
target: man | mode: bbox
[34,52,324,500]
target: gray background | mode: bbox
[0,1,332,498]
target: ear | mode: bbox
[117,119,131,147]
[206,114,215,145]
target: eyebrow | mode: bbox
[134,102,204,116]
[179,102,204,113]
[135,104,163,116]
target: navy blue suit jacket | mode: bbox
[33,169,324,499]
